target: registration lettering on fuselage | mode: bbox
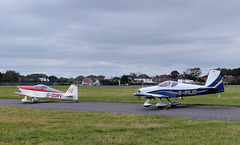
[178,90,197,96]
[46,93,62,98]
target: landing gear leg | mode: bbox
[32,97,39,102]
[166,98,180,107]
[22,96,32,103]
[143,99,152,107]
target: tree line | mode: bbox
[171,67,240,85]
[1,67,240,85]
[120,67,240,85]
[217,68,240,85]
[0,71,75,84]
[0,71,107,84]
[120,68,203,85]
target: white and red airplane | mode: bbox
[15,84,78,103]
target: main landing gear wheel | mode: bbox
[166,98,180,107]
[143,99,152,107]
[156,98,168,108]
[169,101,181,107]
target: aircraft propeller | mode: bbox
[137,96,141,101]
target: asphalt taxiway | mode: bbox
[0,99,239,121]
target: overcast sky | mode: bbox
[0,0,240,78]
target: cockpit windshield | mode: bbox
[158,81,178,88]
[34,84,47,90]
[158,81,171,87]
[33,84,62,92]
[171,81,178,87]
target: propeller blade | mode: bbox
[138,96,141,101]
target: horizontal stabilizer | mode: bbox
[198,86,217,90]
[63,93,73,97]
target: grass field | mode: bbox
[0,106,240,144]
[0,85,240,144]
[1,85,240,107]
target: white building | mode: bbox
[134,74,153,83]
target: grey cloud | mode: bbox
[1,0,240,77]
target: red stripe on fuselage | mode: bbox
[18,86,63,93]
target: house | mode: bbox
[82,78,94,86]
[202,75,208,82]
[82,77,102,86]
[223,75,235,84]
[174,75,194,83]
[92,78,101,86]
[152,75,171,84]
[39,78,49,82]
[134,74,153,83]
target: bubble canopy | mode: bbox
[158,81,178,88]
[33,84,63,93]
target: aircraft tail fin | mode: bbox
[205,70,224,93]
[65,85,78,101]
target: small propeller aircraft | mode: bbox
[134,70,224,108]
[15,84,78,103]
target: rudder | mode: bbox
[66,85,78,101]
[205,70,224,93]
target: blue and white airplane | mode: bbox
[134,70,224,108]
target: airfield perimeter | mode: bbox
[0,99,240,121]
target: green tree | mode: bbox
[49,76,58,82]
[97,75,105,79]
[0,72,3,82]
[183,68,202,81]
[170,70,180,79]
[229,76,240,85]
[58,77,69,82]
[26,73,48,79]
[120,75,130,85]
[129,73,137,78]
[3,70,19,82]
[102,79,119,85]
[231,68,240,76]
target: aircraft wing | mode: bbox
[134,92,166,98]
[14,92,38,98]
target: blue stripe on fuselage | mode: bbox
[148,88,217,98]
[149,90,178,97]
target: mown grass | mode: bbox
[1,86,240,144]
[0,106,240,144]
[3,85,240,107]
